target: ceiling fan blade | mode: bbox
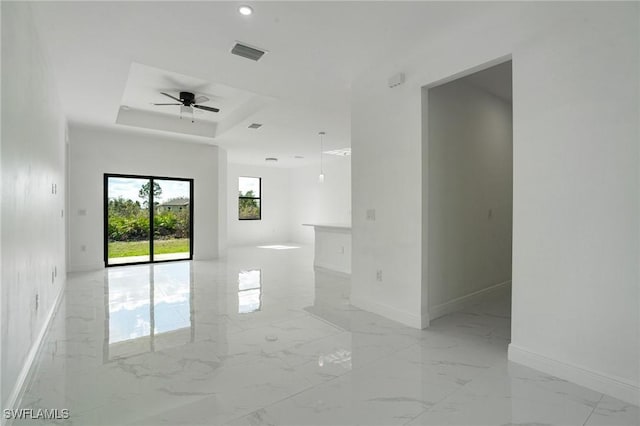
[152,103,181,106]
[160,92,182,102]
[193,104,220,113]
[195,95,210,104]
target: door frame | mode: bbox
[104,173,194,267]
[421,55,513,327]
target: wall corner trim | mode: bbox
[420,311,430,329]
[508,344,640,406]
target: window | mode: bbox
[238,176,261,220]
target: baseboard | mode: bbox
[351,295,422,329]
[508,344,639,406]
[421,310,430,329]
[429,280,511,321]
[3,282,66,425]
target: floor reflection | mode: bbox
[16,246,637,426]
[105,262,194,360]
[238,269,261,314]
[318,348,352,370]
[304,268,353,330]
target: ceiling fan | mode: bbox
[152,91,220,122]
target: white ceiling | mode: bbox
[30,1,504,167]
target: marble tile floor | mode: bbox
[14,246,639,426]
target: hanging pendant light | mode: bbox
[318,131,326,183]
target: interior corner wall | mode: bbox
[1,1,67,411]
[351,2,638,403]
[226,163,292,247]
[289,158,352,245]
[67,125,223,271]
[427,79,512,319]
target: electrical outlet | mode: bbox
[376,270,383,282]
[54,266,57,277]
[51,270,55,284]
[35,294,39,311]
[81,245,87,252]
[366,209,376,221]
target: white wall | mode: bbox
[1,1,67,411]
[312,227,352,275]
[68,124,225,271]
[226,158,351,247]
[290,157,351,244]
[351,2,638,404]
[427,77,512,318]
[226,163,291,246]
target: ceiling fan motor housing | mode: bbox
[180,91,195,105]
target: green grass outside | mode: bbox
[108,238,190,258]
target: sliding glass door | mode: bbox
[105,176,152,265]
[105,174,193,266]
[153,178,192,262]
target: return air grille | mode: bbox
[231,42,266,61]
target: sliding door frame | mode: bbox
[104,173,194,267]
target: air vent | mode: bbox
[231,42,266,61]
[248,123,263,129]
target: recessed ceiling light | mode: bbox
[294,155,304,159]
[238,5,253,16]
[265,157,278,162]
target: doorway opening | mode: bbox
[104,174,194,266]
[424,60,513,329]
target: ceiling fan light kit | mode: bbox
[152,91,220,123]
[180,105,193,122]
